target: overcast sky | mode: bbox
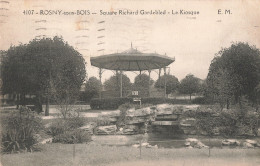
[0,0,259,83]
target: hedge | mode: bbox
[90,97,192,110]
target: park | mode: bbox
[0,1,260,165]
[0,36,260,166]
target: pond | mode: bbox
[92,133,260,148]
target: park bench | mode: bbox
[132,91,141,106]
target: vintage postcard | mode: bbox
[0,0,260,166]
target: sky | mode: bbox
[0,0,259,83]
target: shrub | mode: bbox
[116,103,134,127]
[53,129,91,144]
[1,106,43,153]
[192,96,213,104]
[47,116,91,144]
[193,106,260,137]
[47,117,85,137]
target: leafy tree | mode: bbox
[179,74,201,101]
[206,42,260,108]
[104,73,132,95]
[1,37,86,115]
[155,74,180,95]
[133,74,154,97]
[83,77,101,102]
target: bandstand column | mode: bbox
[148,69,151,97]
[120,70,123,98]
[159,68,161,86]
[99,68,102,99]
[163,67,167,98]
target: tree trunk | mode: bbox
[226,99,229,109]
[35,94,43,113]
[45,96,49,116]
[189,94,192,101]
[45,88,49,116]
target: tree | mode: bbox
[155,74,180,95]
[1,37,86,115]
[179,74,201,101]
[133,74,154,97]
[206,42,260,108]
[83,77,101,102]
[104,73,132,96]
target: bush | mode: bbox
[47,116,91,144]
[116,103,134,127]
[47,117,85,137]
[193,106,260,137]
[53,129,91,144]
[1,106,43,153]
[192,96,213,104]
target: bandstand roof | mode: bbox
[90,46,175,71]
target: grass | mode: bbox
[1,143,260,166]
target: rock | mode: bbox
[146,144,158,149]
[243,142,254,148]
[80,122,97,135]
[172,106,183,115]
[186,138,199,144]
[245,139,257,146]
[132,142,158,149]
[184,142,191,146]
[183,105,200,112]
[211,113,220,117]
[152,121,179,126]
[100,110,120,117]
[180,118,196,127]
[126,107,152,117]
[94,125,117,135]
[141,142,149,147]
[132,144,140,148]
[125,116,147,124]
[222,139,240,146]
[152,126,171,133]
[33,134,42,142]
[194,141,208,149]
[185,138,208,148]
[98,116,118,123]
[139,123,148,133]
[257,128,260,137]
[146,144,153,148]
[39,138,53,144]
[182,128,197,135]
[122,125,140,135]
[156,104,174,115]
[155,114,178,121]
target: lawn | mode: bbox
[1,143,260,166]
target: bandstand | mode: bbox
[90,44,175,98]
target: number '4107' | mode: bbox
[23,10,34,15]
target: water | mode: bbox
[92,133,260,148]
